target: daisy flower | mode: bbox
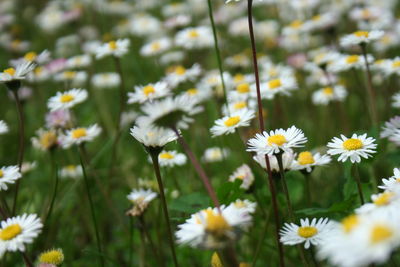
[202,147,230,163]
[329,54,374,73]
[392,92,400,108]
[140,38,171,57]
[0,213,43,256]
[54,71,87,86]
[292,151,331,173]
[379,168,400,193]
[0,120,8,135]
[127,82,170,104]
[126,188,157,217]
[157,150,187,167]
[247,126,307,155]
[312,85,348,105]
[38,248,64,266]
[175,26,213,50]
[253,150,296,173]
[181,86,212,104]
[175,204,253,249]
[356,191,399,215]
[380,116,400,139]
[164,64,201,87]
[130,122,177,148]
[45,110,71,129]
[47,88,88,112]
[10,50,50,66]
[210,109,255,137]
[0,61,35,83]
[91,73,121,89]
[256,75,298,99]
[65,54,92,69]
[60,124,101,148]
[228,199,257,214]
[280,218,333,249]
[229,164,254,190]
[95,39,130,59]
[340,30,384,47]
[327,133,377,163]
[0,166,22,191]
[31,128,58,151]
[59,165,83,179]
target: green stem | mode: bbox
[43,152,59,224]
[353,164,365,205]
[252,205,272,266]
[275,152,294,220]
[138,215,165,267]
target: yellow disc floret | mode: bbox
[39,248,64,265]
[297,151,315,165]
[224,116,241,127]
[297,226,318,238]
[0,224,22,240]
[205,210,231,236]
[268,134,287,146]
[370,224,393,244]
[60,94,74,103]
[71,128,87,139]
[342,138,363,151]
[142,85,155,96]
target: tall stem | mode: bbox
[247,0,284,265]
[275,153,294,220]
[138,215,165,267]
[149,151,179,267]
[11,90,25,215]
[43,152,59,225]
[79,147,104,267]
[353,164,365,205]
[206,0,229,115]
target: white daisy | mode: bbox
[65,54,92,69]
[126,188,157,216]
[356,191,399,216]
[157,150,187,167]
[91,73,121,89]
[59,165,83,179]
[54,71,87,86]
[392,92,400,108]
[256,75,298,100]
[0,61,35,82]
[0,213,43,256]
[210,109,255,137]
[127,82,170,104]
[140,38,171,57]
[379,168,400,192]
[340,30,384,47]
[292,151,331,173]
[164,64,201,87]
[228,199,257,214]
[175,26,213,50]
[312,85,348,105]
[47,88,88,111]
[10,50,50,66]
[247,126,308,155]
[0,121,8,135]
[253,150,296,173]
[228,164,254,190]
[181,86,212,104]
[327,133,377,163]
[380,116,400,139]
[31,128,58,151]
[0,166,22,191]
[60,124,102,148]
[202,147,230,163]
[280,217,333,249]
[329,54,374,73]
[95,39,130,59]
[130,122,177,148]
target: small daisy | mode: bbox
[92,73,121,89]
[210,109,255,137]
[21,162,37,174]
[253,150,296,173]
[228,164,254,190]
[127,82,170,104]
[329,54,374,73]
[356,191,399,215]
[45,110,71,129]
[380,116,400,139]
[157,150,187,167]
[31,128,58,151]
[0,61,35,83]
[257,75,298,99]
[379,168,400,192]
[0,166,22,191]
[164,64,201,87]
[0,213,43,256]
[10,50,50,66]
[47,88,88,112]
[247,126,307,155]
[392,92,400,108]
[340,30,384,47]
[126,188,157,217]
[130,122,177,148]
[312,85,347,105]
[60,124,101,148]
[59,165,83,179]
[202,147,230,163]
[140,38,171,57]
[65,54,92,69]
[0,120,8,135]
[292,151,331,173]
[38,248,64,266]
[95,39,130,59]
[175,26,213,50]
[327,133,377,163]
[54,71,87,86]
[280,218,333,249]
[228,199,257,215]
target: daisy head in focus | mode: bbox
[280,217,333,249]
[379,168,400,193]
[95,39,130,59]
[210,109,255,137]
[38,248,64,266]
[130,122,177,150]
[247,126,307,155]
[0,213,42,257]
[0,120,8,135]
[229,164,254,190]
[60,124,101,148]
[175,203,253,249]
[292,150,331,173]
[127,82,170,104]
[0,166,22,191]
[327,133,377,163]
[126,188,157,217]
[47,88,88,112]
[157,150,187,168]
[0,61,35,88]
[340,30,384,48]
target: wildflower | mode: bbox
[59,165,83,179]
[126,189,157,216]
[31,128,58,151]
[229,164,254,190]
[38,248,64,266]
[0,166,22,191]
[202,147,230,163]
[91,73,121,89]
[0,61,35,90]
[47,88,88,111]
[60,124,101,148]
[356,191,399,216]
[340,30,384,47]
[379,168,400,193]
[45,110,71,129]
[95,39,130,59]
[175,26,213,49]
[66,54,92,69]
[210,109,255,137]
[312,85,347,105]
[292,151,331,173]
[127,82,170,104]
[253,150,296,173]
[130,122,177,149]
[164,64,201,87]
[157,150,187,167]
[140,38,171,57]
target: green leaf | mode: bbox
[296,195,357,217]
[216,179,245,204]
[169,192,209,213]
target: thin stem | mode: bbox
[138,215,165,267]
[304,172,312,205]
[149,152,179,267]
[11,90,25,215]
[353,164,365,205]
[43,153,59,224]
[78,147,104,267]
[172,128,220,208]
[275,153,294,221]
[206,0,229,115]
[219,247,239,267]
[21,252,33,267]
[252,205,272,266]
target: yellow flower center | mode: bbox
[63,71,76,79]
[71,128,87,139]
[236,83,250,93]
[205,210,231,236]
[298,151,315,165]
[370,224,393,244]
[297,226,318,238]
[342,138,363,151]
[233,102,247,110]
[233,73,245,83]
[268,79,282,89]
[159,152,174,159]
[354,31,369,38]
[60,94,74,103]
[346,55,359,64]
[362,9,371,18]
[4,68,16,76]
[0,224,22,240]
[151,42,161,51]
[34,67,43,75]
[108,41,117,50]
[373,192,394,206]
[186,88,198,95]
[40,131,57,149]
[341,214,359,233]
[234,200,246,208]
[323,87,334,95]
[24,51,37,61]
[175,66,186,75]
[312,15,321,21]
[224,116,241,127]
[392,61,400,68]
[39,249,64,265]
[290,20,303,29]
[142,85,155,96]
[211,252,223,267]
[268,134,287,146]
[269,68,278,77]
[0,170,3,178]
[188,30,199,38]
[66,165,76,171]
